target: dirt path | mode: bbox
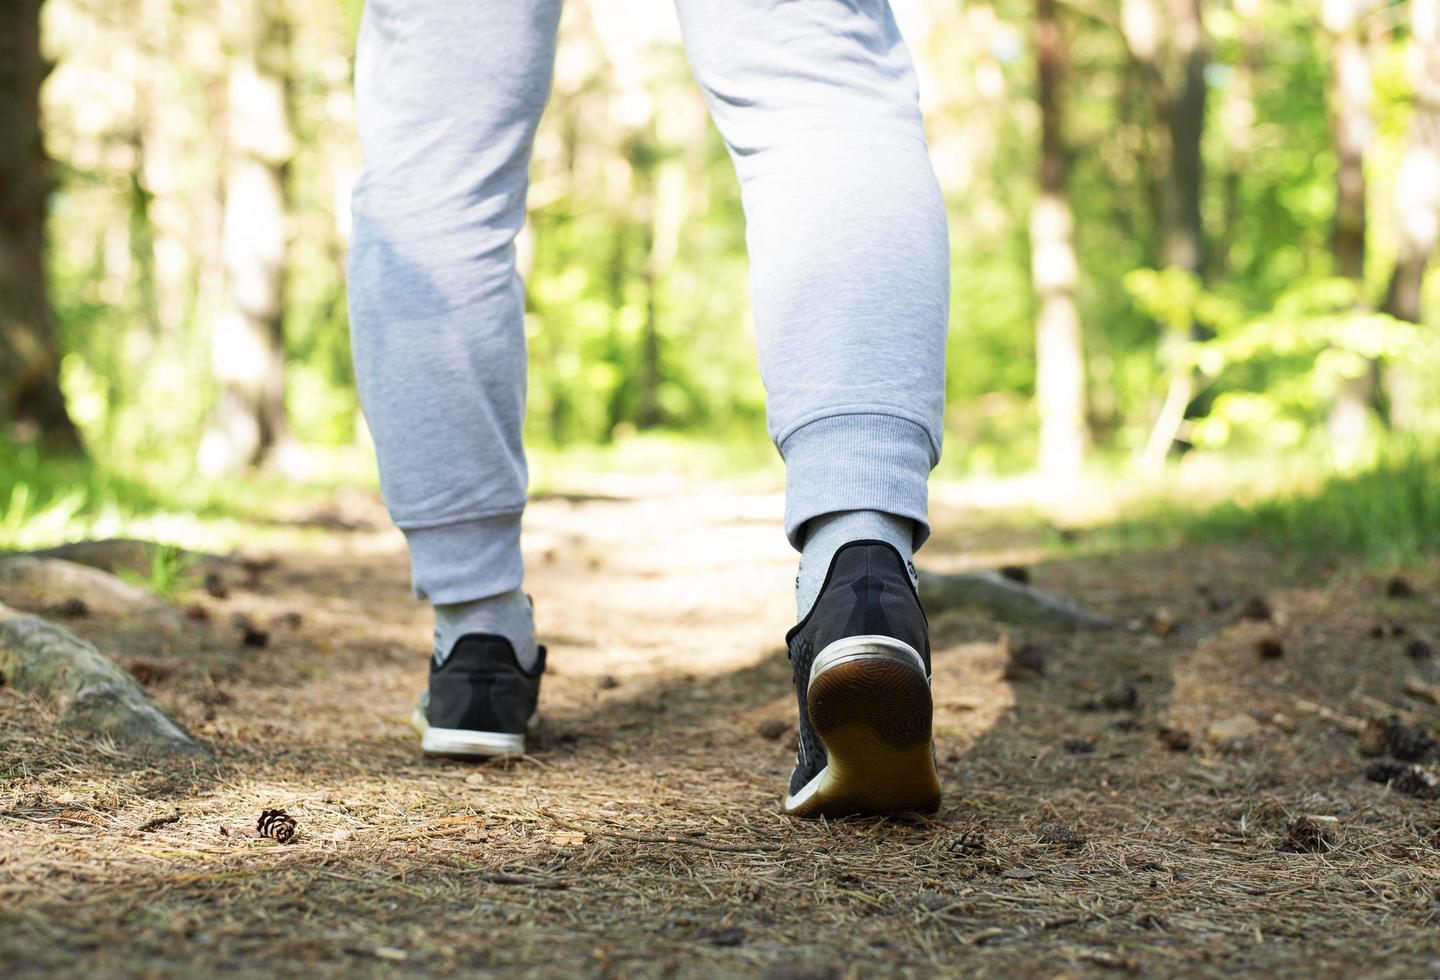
[2,486,1438,977]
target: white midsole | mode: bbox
[808,634,927,687]
[411,701,526,757]
[783,766,829,811]
[784,638,931,813]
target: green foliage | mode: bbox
[1123,269,1440,452]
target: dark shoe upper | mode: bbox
[785,540,930,797]
[426,634,545,735]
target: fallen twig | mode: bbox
[135,809,181,833]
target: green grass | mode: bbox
[1089,440,1440,565]
[0,440,375,553]
[1183,443,1440,563]
[6,433,1436,568]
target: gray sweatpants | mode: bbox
[349,0,950,603]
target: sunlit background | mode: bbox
[3,0,1438,559]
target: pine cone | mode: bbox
[257,808,297,843]
[1389,723,1438,762]
[1357,717,1395,758]
[1394,766,1440,801]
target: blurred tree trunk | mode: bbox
[1325,0,1380,455]
[1122,0,1208,470]
[1031,0,1088,476]
[637,158,684,430]
[199,0,294,475]
[0,0,82,451]
[1383,0,1440,324]
[1381,0,1440,428]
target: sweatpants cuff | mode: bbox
[780,414,935,551]
[403,513,524,603]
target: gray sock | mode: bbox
[433,588,538,670]
[796,511,918,620]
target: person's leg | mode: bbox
[348,0,562,671]
[673,0,949,616]
[676,0,949,816]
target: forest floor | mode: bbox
[2,481,1438,978]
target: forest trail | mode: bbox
[2,485,1438,977]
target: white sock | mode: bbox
[433,588,539,670]
[796,511,917,620]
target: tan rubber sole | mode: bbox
[785,656,941,819]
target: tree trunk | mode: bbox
[1382,0,1440,428]
[1325,0,1379,455]
[1123,0,1209,470]
[1032,0,1088,476]
[0,0,82,450]
[199,0,293,475]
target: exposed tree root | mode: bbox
[0,556,174,617]
[0,602,205,756]
[917,570,1114,631]
[19,538,231,577]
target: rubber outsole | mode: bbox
[784,655,940,819]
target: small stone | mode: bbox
[704,926,746,947]
[1370,619,1407,639]
[1386,576,1416,599]
[1406,639,1435,661]
[1254,636,1284,660]
[757,718,788,741]
[1239,595,1272,622]
[204,572,229,599]
[1100,681,1139,711]
[1158,727,1192,751]
[1357,718,1394,758]
[1207,713,1262,746]
[1002,643,1046,681]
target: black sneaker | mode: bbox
[410,634,545,758]
[783,540,940,818]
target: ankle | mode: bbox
[795,511,916,619]
[433,588,538,670]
